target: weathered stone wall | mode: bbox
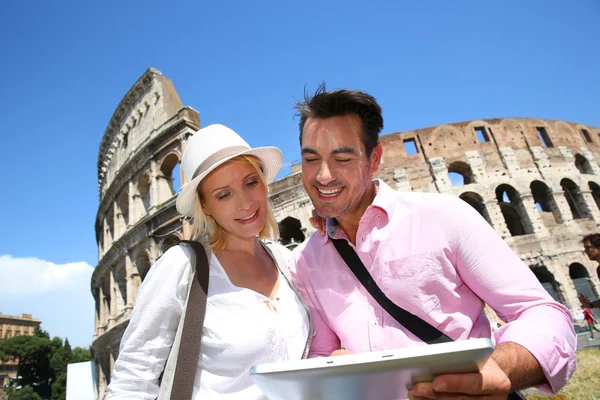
[92,69,200,399]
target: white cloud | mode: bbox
[0,255,93,295]
[0,255,95,348]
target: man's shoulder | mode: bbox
[388,190,464,213]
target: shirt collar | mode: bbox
[318,179,395,246]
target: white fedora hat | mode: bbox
[176,124,283,217]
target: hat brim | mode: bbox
[176,146,283,217]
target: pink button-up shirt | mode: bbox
[290,180,576,393]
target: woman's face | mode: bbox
[199,159,268,241]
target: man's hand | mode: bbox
[309,209,327,236]
[330,349,352,356]
[408,357,512,399]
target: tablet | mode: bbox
[250,338,493,400]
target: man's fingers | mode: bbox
[410,383,437,399]
[431,373,485,395]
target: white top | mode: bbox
[107,243,310,400]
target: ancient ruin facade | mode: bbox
[91,68,199,398]
[92,69,600,397]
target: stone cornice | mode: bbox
[97,68,159,183]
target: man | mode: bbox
[581,234,600,309]
[582,308,600,339]
[289,86,576,400]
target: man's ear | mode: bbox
[370,142,383,174]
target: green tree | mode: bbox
[0,329,60,399]
[50,373,66,400]
[0,330,93,400]
[70,346,92,364]
[6,386,42,400]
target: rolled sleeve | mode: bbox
[450,197,577,393]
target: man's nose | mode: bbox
[316,161,335,185]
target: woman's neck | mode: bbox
[222,235,260,257]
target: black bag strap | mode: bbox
[331,238,451,344]
[331,237,525,399]
[171,240,210,400]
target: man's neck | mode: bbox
[335,181,378,245]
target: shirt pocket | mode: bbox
[379,253,440,316]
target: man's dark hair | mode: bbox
[294,83,384,156]
[583,233,600,247]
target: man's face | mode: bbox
[583,240,599,261]
[300,114,381,219]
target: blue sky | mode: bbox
[0,1,598,347]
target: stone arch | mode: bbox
[560,178,591,219]
[569,263,599,318]
[98,221,104,254]
[278,217,306,247]
[459,191,491,225]
[530,180,561,226]
[569,262,589,279]
[102,275,111,323]
[158,152,181,202]
[589,182,600,211]
[105,206,114,244]
[495,184,533,236]
[161,234,181,254]
[554,120,577,137]
[135,251,152,283]
[447,161,474,186]
[574,154,593,175]
[117,190,129,234]
[114,264,127,314]
[95,286,101,328]
[428,125,468,153]
[137,173,152,217]
[531,266,564,304]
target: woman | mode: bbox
[107,124,313,399]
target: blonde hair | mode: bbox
[188,155,279,254]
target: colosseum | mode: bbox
[91,68,600,397]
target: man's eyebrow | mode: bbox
[332,147,358,155]
[301,147,358,156]
[301,148,318,155]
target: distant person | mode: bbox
[290,85,577,399]
[582,308,600,339]
[580,234,600,309]
[107,124,312,399]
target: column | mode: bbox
[108,270,117,329]
[485,200,511,239]
[125,252,136,311]
[428,157,451,192]
[128,181,135,227]
[520,193,548,236]
[151,159,158,211]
